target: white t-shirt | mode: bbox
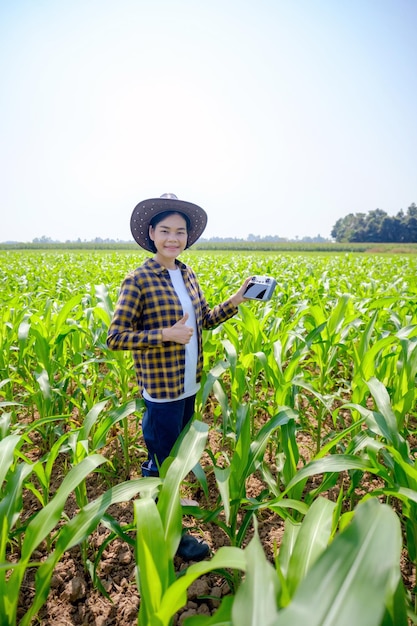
[143,268,200,402]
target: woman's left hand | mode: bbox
[229,277,252,307]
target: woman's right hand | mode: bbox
[162,313,194,344]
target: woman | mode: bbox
[107,193,250,560]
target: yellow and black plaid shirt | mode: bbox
[107,257,238,399]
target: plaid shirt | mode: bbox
[107,257,238,399]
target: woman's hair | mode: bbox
[149,211,190,253]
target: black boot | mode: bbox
[176,534,210,561]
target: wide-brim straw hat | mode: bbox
[130,193,208,252]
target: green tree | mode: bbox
[331,203,417,243]
[331,213,366,241]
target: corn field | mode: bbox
[1,249,417,626]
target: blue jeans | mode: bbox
[141,394,196,475]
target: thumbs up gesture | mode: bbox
[162,313,194,344]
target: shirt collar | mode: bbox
[146,257,187,275]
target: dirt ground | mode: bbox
[14,412,417,626]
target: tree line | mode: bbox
[331,203,417,243]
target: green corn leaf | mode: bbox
[191,462,209,499]
[267,498,309,519]
[221,338,238,370]
[92,399,141,450]
[277,499,404,626]
[277,518,300,581]
[284,454,373,494]
[280,418,300,493]
[285,497,336,597]
[229,404,251,501]
[20,454,107,561]
[34,369,52,401]
[94,283,114,324]
[356,335,397,381]
[78,399,108,440]
[249,408,298,466]
[236,408,298,493]
[158,420,209,556]
[0,461,33,538]
[0,461,34,620]
[212,379,231,427]
[200,360,230,408]
[214,465,231,525]
[155,546,246,625]
[135,497,174,626]
[232,522,280,626]
[367,377,406,453]
[0,434,21,486]
[326,294,351,337]
[56,478,160,553]
[54,294,84,335]
[17,318,31,342]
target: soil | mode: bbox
[13,407,417,626]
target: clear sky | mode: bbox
[1,0,416,242]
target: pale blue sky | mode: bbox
[1,0,416,242]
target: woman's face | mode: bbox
[149,212,188,267]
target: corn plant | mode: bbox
[135,419,209,626]
[0,447,107,625]
[74,397,144,478]
[192,406,300,548]
[149,498,405,626]
[19,476,158,626]
[275,377,417,611]
[276,498,407,626]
